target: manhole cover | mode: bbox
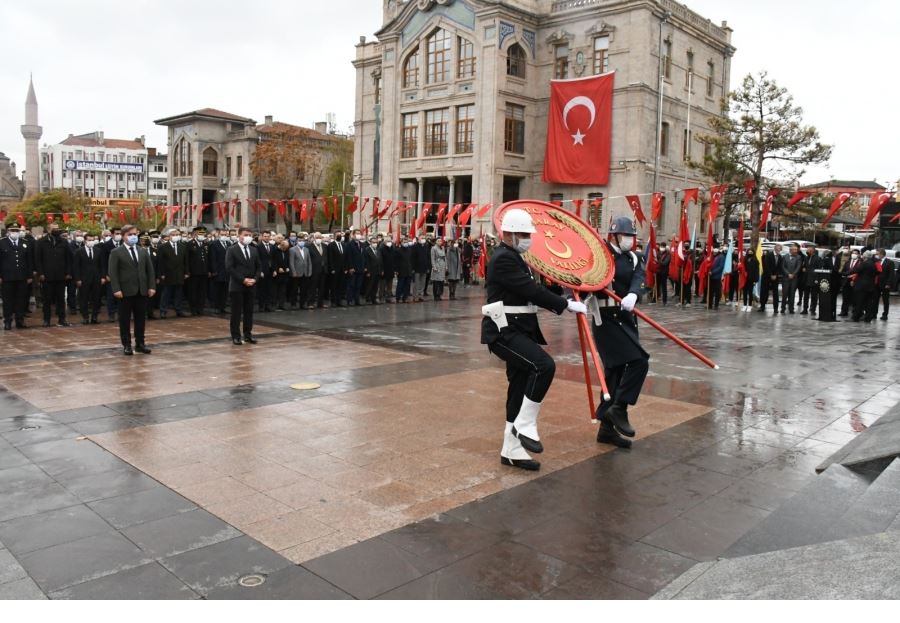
[238,574,266,588]
[290,382,321,391]
[19,425,41,431]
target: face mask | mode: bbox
[151,237,160,245]
[75,236,84,244]
[315,238,323,244]
[619,236,635,252]
[103,235,111,243]
[355,235,363,241]
[126,235,139,246]
[8,232,20,241]
[197,236,206,242]
[231,236,239,243]
[298,241,306,248]
[113,234,122,243]
[242,236,254,246]
[515,238,533,253]
[419,239,426,244]
[290,236,297,241]
[171,235,182,243]
[852,254,860,260]
[386,242,393,247]
[86,240,97,248]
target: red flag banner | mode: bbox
[476,203,493,218]
[348,196,359,214]
[708,184,728,223]
[625,195,646,227]
[744,180,757,200]
[542,72,615,185]
[17,213,26,227]
[651,193,665,222]
[118,210,126,222]
[823,192,855,225]
[437,204,448,225]
[62,213,70,224]
[682,188,699,209]
[787,191,812,209]
[360,197,370,215]
[300,201,309,221]
[646,225,658,288]
[459,205,475,228]
[572,199,584,219]
[862,192,893,229]
[446,204,463,223]
[760,189,782,231]
[890,212,900,224]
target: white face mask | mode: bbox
[385,242,393,248]
[8,232,20,241]
[242,236,254,246]
[230,236,239,243]
[355,235,363,241]
[103,235,112,243]
[619,236,635,252]
[75,236,84,244]
[515,238,533,253]
[197,236,206,242]
[86,240,97,248]
[113,234,123,243]
[171,235,182,243]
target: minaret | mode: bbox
[21,75,42,198]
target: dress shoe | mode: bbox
[604,403,636,438]
[232,338,243,346]
[500,423,540,472]
[135,345,152,355]
[244,335,258,345]
[597,421,633,449]
[512,398,543,454]
[90,318,99,325]
[160,312,167,319]
[147,312,157,320]
[123,346,134,356]
[883,316,889,321]
[57,321,71,327]
[81,318,90,325]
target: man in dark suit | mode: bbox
[145,232,161,319]
[363,235,383,305]
[157,228,188,318]
[307,232,328,308]
[100,228,122,322]
[210,230,231,314]
[759,244,783,314]
[67,230,84,313]
[840,249,861,317]
[186,227,211,316]
[225,227,262,345]
[72,233,105,324]
[326,233,346,307]
[35,224,73,327]
[256,231,274,312]
[850,251,878,323]
[108,225,155,355]
[0,224,33,330]
[876,250,896,321]
[344,230,365,306]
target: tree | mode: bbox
[692,137,746,242]
[699,72,832,249]
[3,191,90,231]
[321,138,353,231]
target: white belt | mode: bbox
[504,305,538,315]
[482,302,538,331]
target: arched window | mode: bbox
[457,36,475,79]
[202,147,218,177]
[403,47,420,88]
[174,138,192,177]
[506,43,527,79]
[173,140,182,177]
[426,28,451,84]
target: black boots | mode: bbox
[604,403,635,438]
[597,418,633,449]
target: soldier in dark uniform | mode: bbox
[209,230,231,314]
[145,231,162,319]
[481,208,586,471]
[585,217,650,449]
[187,227,211,316]
[157,228,188,318]
[0,224,33,330]
[72,233,105,324]
[35,224,73,327]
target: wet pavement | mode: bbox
[1,287,898,599]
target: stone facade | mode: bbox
[354,0,734,238]
[20,77,42,198]
[0,152,25,208]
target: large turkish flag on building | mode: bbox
[543,72,615,186]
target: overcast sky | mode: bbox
[1,0,896,189]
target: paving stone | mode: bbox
[0,548,28,584]
[50,563,198,600]
[122,509,241,559]
[205,564,352,600]
[0,505,113,556]
[0,481,83,523]
[0,577,47,600]
[88,487,197,530]
[60,467,162,503]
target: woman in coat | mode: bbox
[445,240,463,300]
[430,239,448,301]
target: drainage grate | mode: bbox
[238,574,266,588]
[19,425,41,431]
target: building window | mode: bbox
[403,47,420,88]
[549,193,564,204]
[401,113,419,159]
[703,142,712,160]
[426,29,451,84]
[593,36,609,74]
[507,43,527,78]
[152,162,166,173]
[504,104,526,154]
[457,37,476,79]
[174,139,192,177]
[663,40,672,80]
[554,44,569,79]
[456,105,475,154]
[226,157,232,178]
[236,156,243,178]
[685,51,694,89]
[424,108,449,156]
[374,75,382,104]
[152,180,167,191]
[682,128,692,162]
[660,122,670,157]
[707,61,715,97]
[202,147,218,177]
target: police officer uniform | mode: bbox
[585,217,650,449]
[187,227,211,316]
[481,209,582,471]
[0,225,33,330]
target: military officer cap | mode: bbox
[192,226,208,235]
[149,230,161,237]
[6,223,21,232]
[609,217,638,236]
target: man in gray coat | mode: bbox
[289,238,312,309]
[108,225,156,355]
[781,243,803,315]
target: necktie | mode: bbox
[88,248,93,260]
[173,243,177,256]
[244,245,250,261]
[130,247,138,265]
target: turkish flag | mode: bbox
[476,203,493,219]
[572,199,584,219]
[759,189,781,230]
[708,184,728,223]
[625,196,646,227]
[646,225,658,288]
[787,191,812,209]
[651,193,665,222]
[862,192,893,229]
[744,180,757,200]
[823,193,855,225]
[542,72,615,185]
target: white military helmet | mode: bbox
[500,208,537,234]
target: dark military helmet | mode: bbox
[609,216,637,236]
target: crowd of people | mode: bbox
[0,222,491,333]
[648,240,897,323]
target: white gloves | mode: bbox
[567,300,588,315]
[621,293,638,312]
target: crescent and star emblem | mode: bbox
[563,96,596,146]
[545,238,574,259]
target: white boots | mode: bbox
[501,423,541,472]
[511,397,543,454]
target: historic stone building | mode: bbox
[154,109,348,231]
[20,76,42,198]
[0,151,25,212]
[353,0,734,237]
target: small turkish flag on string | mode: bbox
[348,196,359,213]
[682,188,699,208]
[119,210,127,222]
[862,192,893,229]
[543,72,615,185]
[77,211,85,222]
[651,193,665,222]
[332,196,339,215]
[823,193,855,225]
[299,201,308,221]
[309,199,317,222]
[446,204,463,223]
[62,213,70,224]
[46,214,55,224]
[572,199,584,219]
[708,185,728,223]
[646,225,658,288]
[744,180,757,200]
[787,191,812,209]
[360,197,370,215]
[437,204,448,224]
[760,189,781,231]
[890,212,900,224]
[476,203,493,219]
[371,198,380,219]
[459,205,475,228]
[625,195,646,227]
[17,213,26,226]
